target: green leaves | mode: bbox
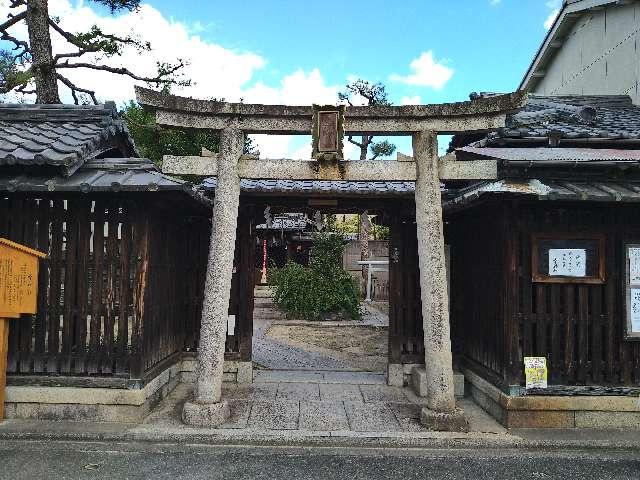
[273,233,361,321]
[90,0,141,13]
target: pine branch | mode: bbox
[0,10,26,31]
[55,59,187,86]
[56,73,97,104]
[49,19,150,60]
[347,136,363,148]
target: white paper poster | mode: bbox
[629,248,640,284]
[548,248,586,277]
[227,315,236,336]
[630,289,640,333]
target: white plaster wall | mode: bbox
[535,3,640,104]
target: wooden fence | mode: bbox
[448,199,640,388]
[0,194,210,381]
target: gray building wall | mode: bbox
[534,2,640,104]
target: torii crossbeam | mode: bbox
[135,86,527,431]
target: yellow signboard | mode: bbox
[524,356,548,389]
[0,238,47,422]
[0,238,47,318]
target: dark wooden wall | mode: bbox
[388,210,425,365]
[1,193,210,383]
[447,201,508,379]
[448,198,640,388]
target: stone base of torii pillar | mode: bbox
[182,128,244,427]
[413,131,469,432]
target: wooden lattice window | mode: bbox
[531,234,605,284]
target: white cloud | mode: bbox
[544,0,562,30]
[389,51,453,90]
[544,8,560,29]
[489,0,501,5]
[400,95,422,105]
[0,0,349,158]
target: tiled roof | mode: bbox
[0,103,137,176]
[445,179,640,211]
[0,157,209,205]
[458,147,640,164]
[202,178,416,196]
[483,95,640,145]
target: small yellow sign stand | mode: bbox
[0,238,47,421]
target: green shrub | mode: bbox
[273,233,361,320]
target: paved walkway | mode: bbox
[142,374,505,436]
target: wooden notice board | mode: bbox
[0,238,47,421]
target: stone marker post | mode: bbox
[413,131,468,432]
[182,128,244,427]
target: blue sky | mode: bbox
[147,0,557,105]
[2,0,562,157]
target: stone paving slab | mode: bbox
[344,401,401,432]
[359,384,410,403]
[222,383,278,401]
[254,370,325,383]
[221,400,252,429]
[388,402,428,432]
[299,401,349,431]
[321,371,385,384]
[276,383,321,401]
[248,401,300,430]
[319,384,363,401]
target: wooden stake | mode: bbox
[0,317,9,422]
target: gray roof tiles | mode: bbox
[0,157,209,206]
[202,177,416,196]
[472,95,640,146]
[0,103,136,176]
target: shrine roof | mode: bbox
[202,177,415,197]
[0,103,137,177]
[444,179,640,211]
[451,95,640,150]
[0,157,210,205]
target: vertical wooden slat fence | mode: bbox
[1,193,210,383]
[449,199,640,388]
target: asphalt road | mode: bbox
[0,440,639,480]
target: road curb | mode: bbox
[1,424,639,451]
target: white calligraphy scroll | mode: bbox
[631,289,640,333]
[548,249,586,277]
[629,248,640,284]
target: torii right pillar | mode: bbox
[413,130,468,432]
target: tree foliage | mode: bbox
[122,101,259,165]
[338,79,396,160]
[273,233,360,320]
[0,0,188,104]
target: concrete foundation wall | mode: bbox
[3,359,253,423]
[464,367,640,429]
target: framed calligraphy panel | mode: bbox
[531,234,605,284]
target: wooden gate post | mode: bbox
[0,238,47,422]
[413,132,468,432]
[182,128,244,427]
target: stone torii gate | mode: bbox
[136,87,526,431]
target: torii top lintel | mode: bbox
[135,86,527,136]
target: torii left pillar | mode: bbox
[182,128,244,427]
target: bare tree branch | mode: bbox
[56,73,97,104]
[347,136,363,148]
[55,59,187,85]
[0,10,26,31]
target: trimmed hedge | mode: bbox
[273,233,360,320]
